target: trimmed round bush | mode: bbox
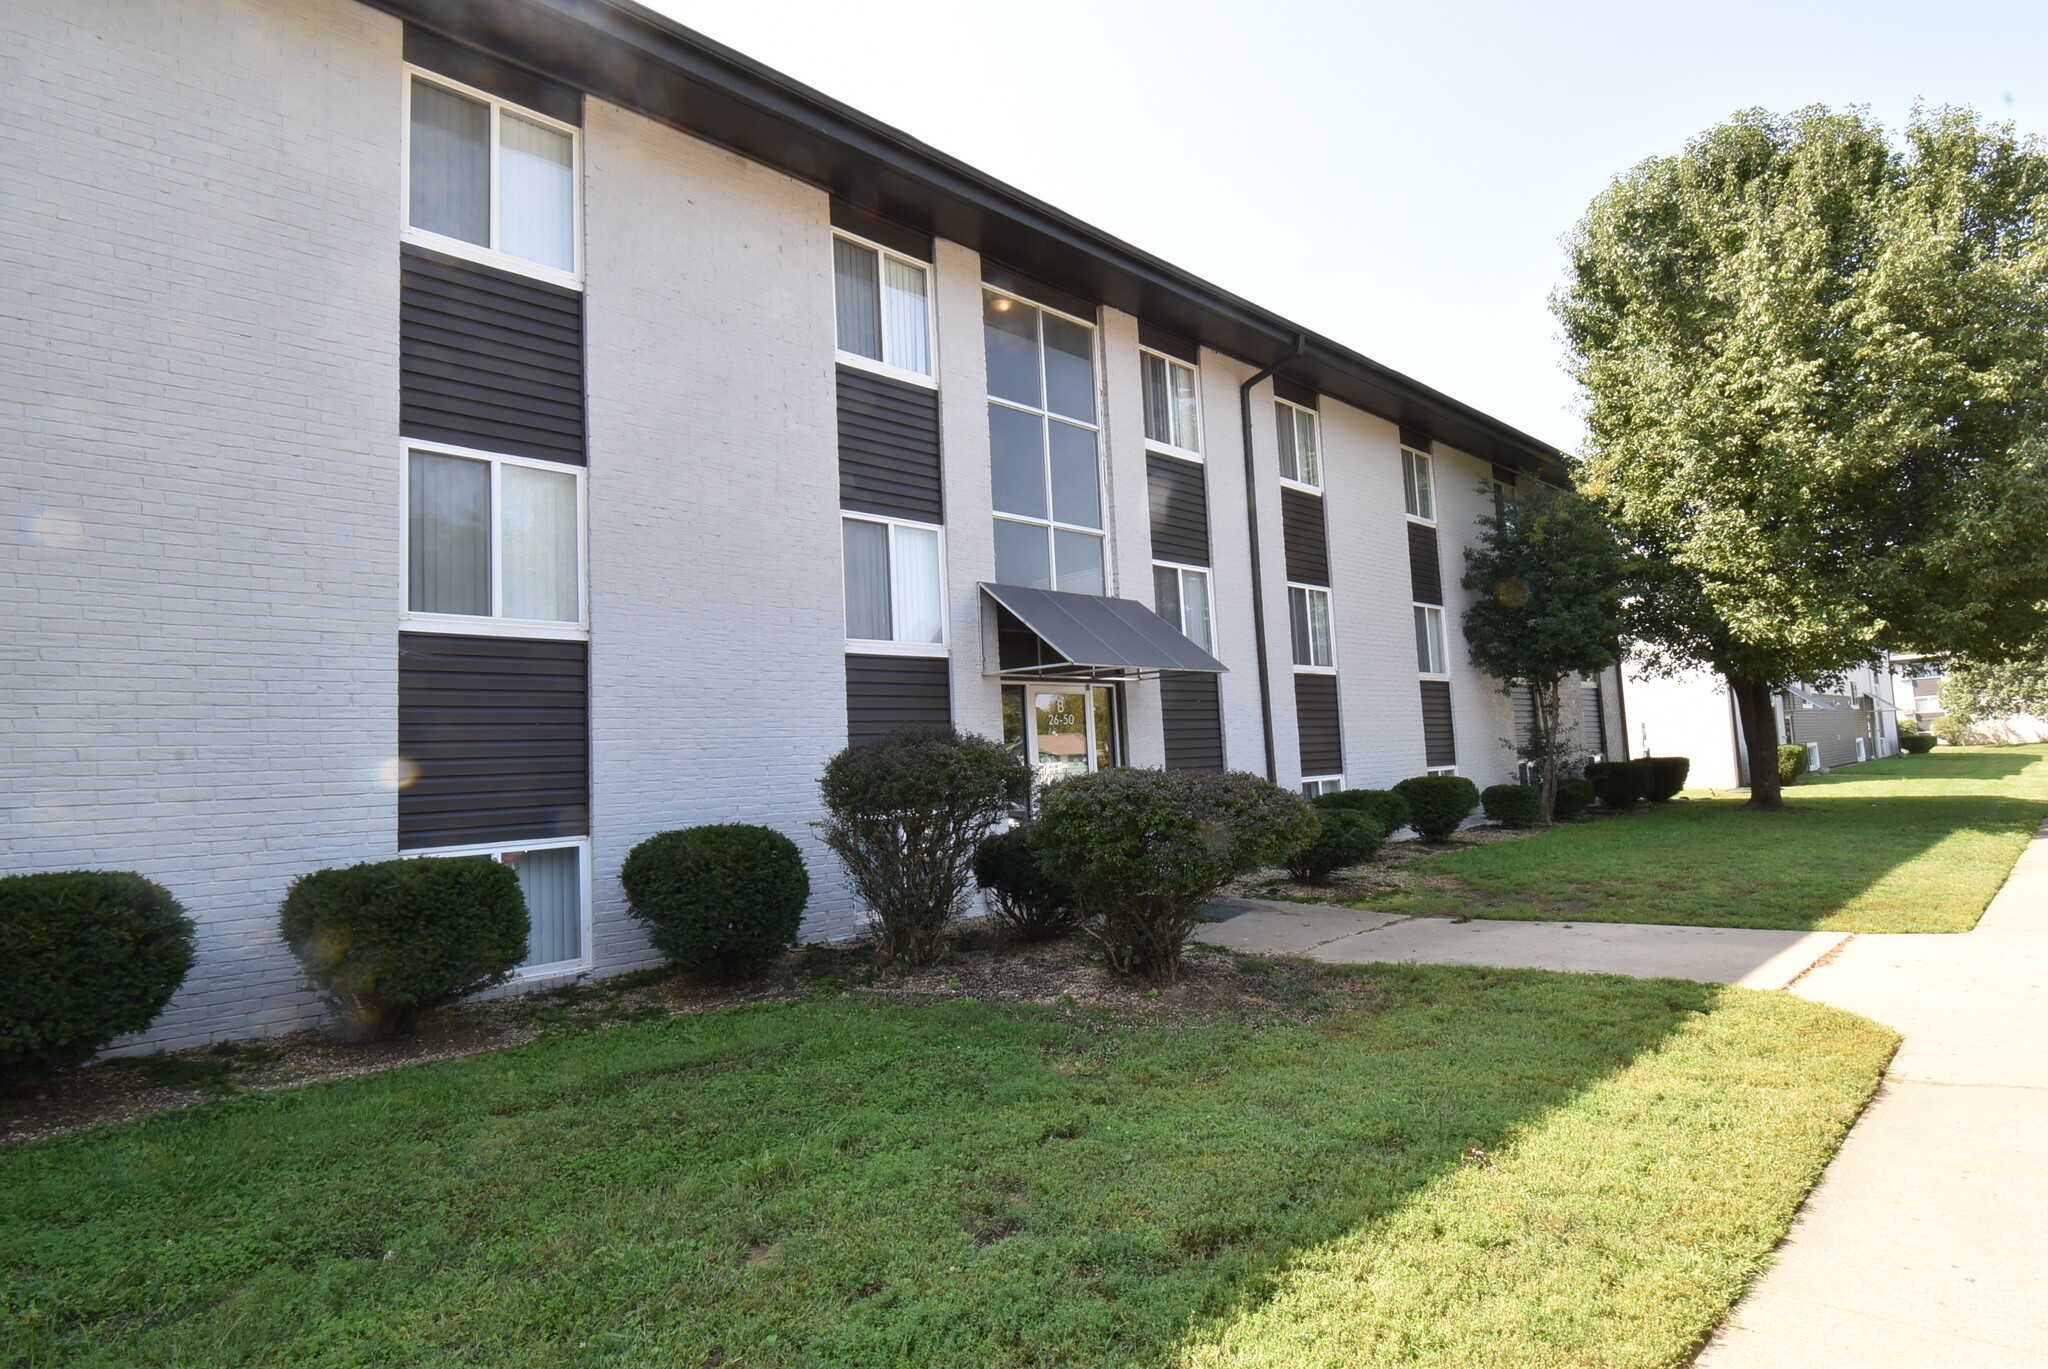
[1032,769,1316,983]
[1778,744,1812,785]
[973,827,1077,941]
[1393,775,1482,842]
[1585,758,1652,808]
[1,871,195,1084]
[621,825,810,979]
[1554,776,1597,818]
[1481,783,1541,828]
[1900,731,1937,754]
[280,858,529,1040]
[1313,787,1413,838]
[1646,756,1691,802]
[1287,809,1386,884]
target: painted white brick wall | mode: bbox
[1195,353,1275,779]
[1436,441,1522,791]
[0,0,403,1051]
[1098,308,1165,768]
[934,241,1003,743]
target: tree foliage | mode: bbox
[1938,651,2048,736]
[1557,105,2048,809]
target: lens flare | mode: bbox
[1495,577,1531,608]
[28,510,86,549]
[377,757,421,791]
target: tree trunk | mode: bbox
[1534,678,1565,821]
[1728,674,1788,812]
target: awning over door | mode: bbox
[980,583,1226,679]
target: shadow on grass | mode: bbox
[2,968,1760,1368]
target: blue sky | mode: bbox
[649,0,2048,452]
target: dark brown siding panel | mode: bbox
[1512,682,1535,747]
[1296,673,1343,776]
[1399,426,1434,453]
[1408,521,1443,605]
[838,366,943,523]
[847,655,951,745]
[980,263,1097,320]
[1160,672,1224,772]
[1421,680,1457,767]
[398,633,589,849]
[1582,680,1608,756]
[400,246,585,464]
[405,26,582,125]
[829,199,933,261]
[1147,454,1209,566]
[1138,323,1198,363]
[1281,488,1329,586]
[1274,377,1319,409]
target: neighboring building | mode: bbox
[2,0,1610,1051]
[1624,664,1902,790]
[1892,656,2048,744]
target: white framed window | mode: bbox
[1289,584,1334,669]
[985,290,1105,595]
[403,442,587,638]
[1424,766,1458,778]
[1414,604,1448,676]
[1276,399,1320,489]
[404,69,580,286]
[418,837,591,977]
[1302,776,1344,798]
[1402,446,1436,522]
[1151,562,1213,652]
[833,233,934,383]
[1141,350,1201,456]
[843,514,946,652]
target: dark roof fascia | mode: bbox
[375,0,1570,481]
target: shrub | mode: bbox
[1031,769,1316,983]
[1313,787,1413,838]
[1646,756,1691,802]
[1778,744,1812,785]
[1900,731,1937,754]
[1585,758,1653,808]
[1392,775,1482,842]
[621,825,809,979]
[1,871,196,1084]
[1481,783,1542,828]
[818,729,1031,966]
[972,827,1078,940]
[1930,715,1968,745]
[280,858,528,1040]
[1554,776,1597,818]
[1286,809,1385,884]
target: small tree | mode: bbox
[1939,652,2048,737]
[817,729,1030,966]
[1461,482,1630,820]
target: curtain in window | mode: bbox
[409,79,490,246]
[511,846,581,967]
[1169,361,1199,450]
[1180,570,1212,651]
[843,519,891,639]
[409,451,490,615]
[1142,354,1171,446]
[1307,589,1332,666]
[500,464,579,621]
[1409,453,1434,519]
[882,257,930,374]
[499,113,574,271]
[893,525,943,643]
[834,240,882,360]
[1153,564,1182,628]
[1292,409,1320,485]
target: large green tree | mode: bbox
[1558,106,2048,810]
[1461,482,1630,820]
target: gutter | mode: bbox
[1240,335,1305,784]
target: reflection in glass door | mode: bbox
[1003,683,1119,787]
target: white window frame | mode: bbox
[1277,398,1322,493]
[1415,603,1449,678]
[1301,776,1344,798]
[400,439,590,641]
[843,513,949,656]
[832,230,938,389]
[1150,559,1213,650]
[1424,766,1459,778]
[401,67,583,290]
[1288,582,1336,672]
[412,836,592,980]
[986,288,1108,593]
[1139,347,1203,460]
[1402,445,1437,523]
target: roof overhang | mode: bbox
[981,584,1225,680]
[372,0,1572,483]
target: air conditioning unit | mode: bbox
[1806,742,1822,772]
[1854,738,1867,763]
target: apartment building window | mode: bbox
[1414,604,1448,676]
[406,72,578,279]
[843,515,945,649]
[1290,585,1334,669]
[1277,399,1320,488]
[1003,682,1118,784]
[406,444,585,633]
[1141,350,1200,455]
[834,234,933,379]
[1402,446,1436,521]
[423,839,590,974]
[1152,562,1213,652]
[1302,776,1344,798]
[986,291,1103,594]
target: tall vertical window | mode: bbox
[1289,585,1334,668]
[406,73,578,278]
[1276,400,1320,488]
[843,515,945,646]
[1414,604,1448,675]
[985,291,1103,595]
[1141,351,1200,454]
[1402,446,1436,521]
[833,235,932,378]
[406,445,584,630]
[1152,563,1213,652]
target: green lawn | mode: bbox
[1371,744,2048,934]
[3,967,1892,1369]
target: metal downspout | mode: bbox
[1239,335,1305,783]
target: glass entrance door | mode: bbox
[1004,683,1118,786]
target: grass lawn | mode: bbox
[1367,744,2048,934]
[2,965,1893,1369]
